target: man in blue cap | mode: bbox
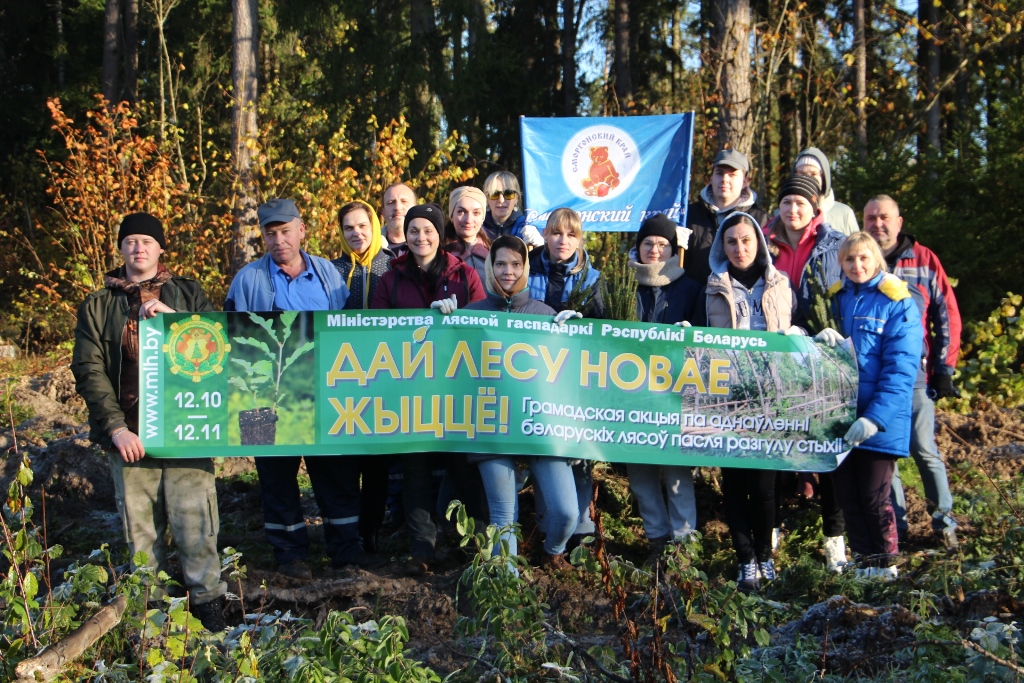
[226,198,381,577]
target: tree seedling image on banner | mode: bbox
[228,311,315,446]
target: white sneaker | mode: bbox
[823,536,847,573]
[771,528,781,552]
[874,565,898,581]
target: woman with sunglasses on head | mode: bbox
[444,186,492,284]
[482,171,545,248]
[371,202,486,575]
[625,215,705,558]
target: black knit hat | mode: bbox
[404,202,445,235]
[118,213,166,249]
[635,214,678,255]
[776,174,820,206]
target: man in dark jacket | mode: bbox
[864,195,962,549]
[684,149,769,286]
[72,213,227,630]
[226,198,380,578]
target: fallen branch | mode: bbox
[243,576,412,605]
[914,638,1024,676]
[541,620,632,683]
[15,595,127,683]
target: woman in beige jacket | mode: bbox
[705,212,803,592]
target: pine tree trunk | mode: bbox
[230,0,260,274]
[918,0,942,153]
[122,0,138,102]
[613,0,632,109]
[711,0,753,153]
[101,0,122,105]
[562,0,577,115]
[854,0,868,159]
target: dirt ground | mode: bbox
[2,367,1022,675]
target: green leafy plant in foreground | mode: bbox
[229,311,314,412]
[946,292,1024,410]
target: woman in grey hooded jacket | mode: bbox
[705,212,803,592]
[465,236,583,570]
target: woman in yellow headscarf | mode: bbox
[331,199,396,554]
[332,200,394,310]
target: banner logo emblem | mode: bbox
[562,125,640,200]
[162,315,231,383]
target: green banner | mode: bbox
[139,310,858,471]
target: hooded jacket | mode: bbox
[684,185,770,286]
[831,271,922,457]
[883,233,961,379]
[465,241,555,315]
[792,148,859,236]
[763,213,844,327]
[704,213,799,331]
[370,250,485,310]
[332,201,395,310]
[483,209,529,242]
[628,253,704,325]
[72,269,212,451]
[528,247,605,318]
[445,238,491,286]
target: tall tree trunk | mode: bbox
[562,0,577,115]
[409,0,443,160]
[122,0,138,102]
[711,0,753,153]
[101,0,122,105]
[613,0,632,110]
[778,7,801,169]
[853,0,867,159]
[918,0,941,153]
[230,0,260,274]
[54,0,65,89]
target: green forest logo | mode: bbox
[162,315,231,383]
[561,125,640,201]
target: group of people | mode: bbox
[71,147,963,630]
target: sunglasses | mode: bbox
[487,190,518,201]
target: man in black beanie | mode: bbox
[72,212,227,630]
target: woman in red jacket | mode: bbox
[371,202,485,575]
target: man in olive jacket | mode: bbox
[71,213,227,630]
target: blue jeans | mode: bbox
[627,464,696,540]
[890,387,955,533]
[529,457,581,555]
[477,458,520,557]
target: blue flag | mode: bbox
[520,114,694,232]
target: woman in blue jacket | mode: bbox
[815,232,922,579]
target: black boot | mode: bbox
[192,596,226,632]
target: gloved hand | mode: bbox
[430,295,459,315]
[844,417,878,447]
[554,309,583,325]
[519,224,545,248]
[674,320,692,327]
[780,325,806,336]
[814,328,844,347]
[929,374,961,399]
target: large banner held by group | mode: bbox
[140,311,858,472]
[520,114,694,232]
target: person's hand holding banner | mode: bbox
[814,328,844,347]
[430,296,459,315]
[780,325,806,336]
[843,417,878,447]
[554,310,583,325]
[520,224,545,248]
[675,320,692,327]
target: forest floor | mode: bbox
[1,363,1022,680]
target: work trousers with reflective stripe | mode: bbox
[107,454,227,605]
[254,455,362,566]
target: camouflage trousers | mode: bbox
[107,454,227,605]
